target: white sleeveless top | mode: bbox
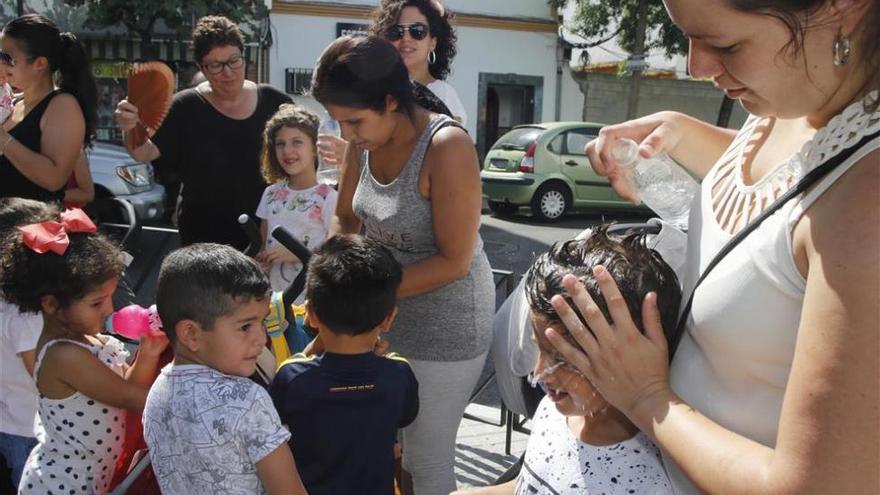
[665,94,880,494]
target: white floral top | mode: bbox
[255,182,338,293]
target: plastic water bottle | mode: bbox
[611,138,699,229]
[316,119,341,187]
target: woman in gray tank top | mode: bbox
[312,36,492,495]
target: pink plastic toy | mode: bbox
[106,304,163,340]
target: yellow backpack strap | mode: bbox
[278,352,318,371]
[383,352,410,365]
[264,291,291,369]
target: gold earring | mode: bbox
[832,27,850,67]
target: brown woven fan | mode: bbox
[124,61,174,149]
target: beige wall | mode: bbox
[574,72,749,129]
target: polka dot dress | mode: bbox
[19,337,129,494]
[515,396,672,494]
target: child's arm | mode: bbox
[45,343,153,410]
[124,332,169,388]
[450,480,516,495]
[256,443,308,495]
[19,349,36,377]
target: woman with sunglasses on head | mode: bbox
[546,0,879,494]
[116,16,291,249]
[371,0,466,126]
[0,15,97,203]
[313,36,493,495]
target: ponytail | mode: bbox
[58,32,97,148]
[2,15,98,148]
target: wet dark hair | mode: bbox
[192,15,245,63]
[156,243,269,345]
[0,197,59,234]
[0,217,123,313]
[261,103,321,182]
[728,0,880,110]
[2,15,98,148]
[311,36,452,121]
[306,234,403,336]
[525,225,682,343]
[370,0,458,81]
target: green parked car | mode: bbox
[480,122,645,222]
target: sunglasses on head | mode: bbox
[385,23,429,41]
[0,51,13,67]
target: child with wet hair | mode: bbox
[457,225,680,495]
[0,206,167,494]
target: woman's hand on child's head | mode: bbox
[545,269,674,422]
[138,331,169,358]
[586,112,684,203]
[316,134,348,166]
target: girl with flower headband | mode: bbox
[0,208,168,494]
[255,103,338,295]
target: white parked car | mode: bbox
[89,142,165,223]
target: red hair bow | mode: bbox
[17,208,97,255]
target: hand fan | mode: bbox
[124,61,174,149]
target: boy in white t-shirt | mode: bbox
[144,243,307,495]
[0,198,57,489]
[456,226,681,495]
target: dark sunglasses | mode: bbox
[0,51,13,67]
[385,23,429,41]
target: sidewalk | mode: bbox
[454,403,530,488]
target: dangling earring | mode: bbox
[429,50,437,65]
[832,27,850,67]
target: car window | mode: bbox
[564,129,597,156]
[491,127,545,151]
[548,134,565,154]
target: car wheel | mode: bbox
[531,182,570,222]
[488,200,517,216]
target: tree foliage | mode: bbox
[551,0,686,59]
[61,0,267,41]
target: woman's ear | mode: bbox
[175,319,202,353]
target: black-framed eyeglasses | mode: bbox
[200,55,244,75]
[0,51,14,67]
[385,23,429,41]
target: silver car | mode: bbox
[89,142,165,223]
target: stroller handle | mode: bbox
[238,214,263,258]
[270,225,312,309]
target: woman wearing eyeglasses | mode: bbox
[371,0,466,126]
[0,15,97,203]
[116,16,291,249]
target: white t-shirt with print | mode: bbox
[256,181,338,293]
[0,300,42,437]
[144,364,291,495]
[516,396,672,495]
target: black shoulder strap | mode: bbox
[669,128,880,359]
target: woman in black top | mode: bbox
[116,16,291,249]
[0,15,97,202]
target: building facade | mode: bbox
[268,0,585,157]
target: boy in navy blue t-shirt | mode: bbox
[269,234,418,495]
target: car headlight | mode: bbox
[116,164,154,187]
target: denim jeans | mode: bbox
[0,432,37,490]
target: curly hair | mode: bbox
[0,226,124,313]
[0,198,59,234]
[524,225,682,343]
[369,0,458,81]
[192,15,244,63]
[261,104,321,184]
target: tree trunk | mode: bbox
[625,0,649,120]
[716,96,735,128]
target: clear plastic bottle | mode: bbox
[611,138,699,229]
[316,119,342,187]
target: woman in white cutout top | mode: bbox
[545,0,880,494]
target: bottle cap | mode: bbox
[611,138,639,168]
